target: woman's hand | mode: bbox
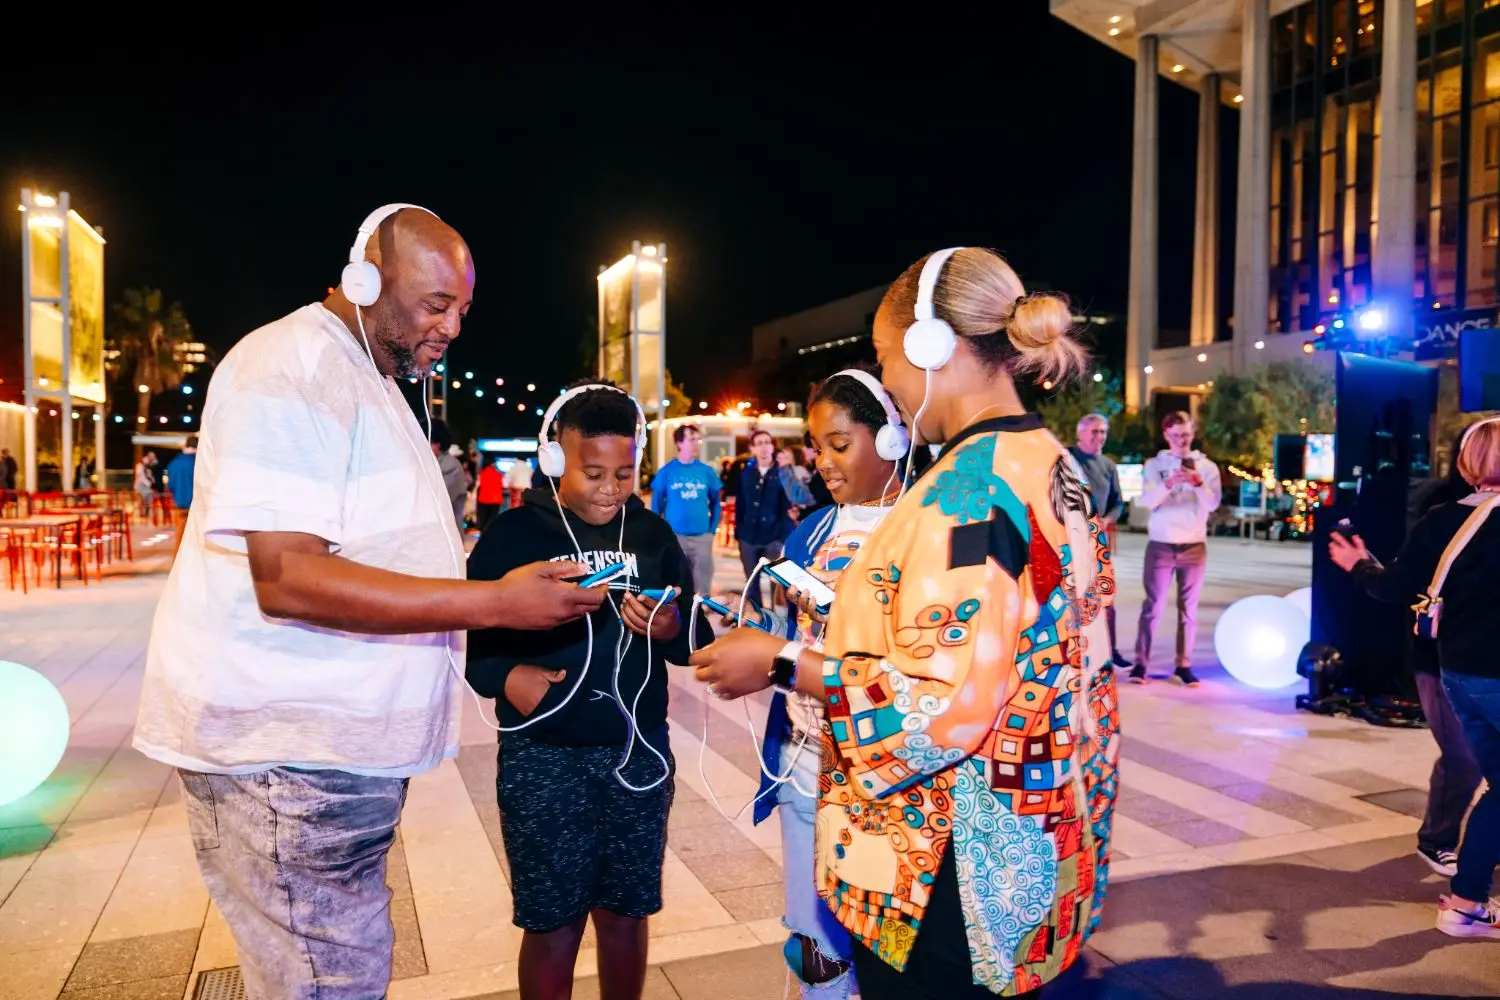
[785,585,828,625]
[688,627,786,700]
[622,592,681,640]
[504,664,567,716]
[1328,532,1371,572]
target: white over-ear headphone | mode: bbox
[903,247,964,372]
[829,369,910,461]
[341,203,440,307]
[536,382,649,478]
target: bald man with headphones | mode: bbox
[135,205,605,999]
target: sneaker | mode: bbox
[1128,664,1148,684]
[1437,895,1500,939]
[1418,846,1459,878]
[1174,667,1201,687]
[1113,651,1134,669]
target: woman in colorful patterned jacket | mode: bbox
[690,247,1120,999]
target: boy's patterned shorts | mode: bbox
[497,731,674,932]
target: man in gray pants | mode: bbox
[1132,410,1221,687]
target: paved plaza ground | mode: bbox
[1,529,1496,999]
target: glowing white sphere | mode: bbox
[1213,595,1309,690]
[0,661,70,806]
[1284,586,1312,619]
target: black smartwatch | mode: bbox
[770,641,803,693]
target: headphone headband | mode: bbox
[538,383,649,454]
[829,369,903,432]
[1460,415,1500,453]
[915,247,964,323]
[348,203,439,266]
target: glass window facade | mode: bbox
[1269,0,1500,331]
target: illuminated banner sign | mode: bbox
[1413,306,1497,361]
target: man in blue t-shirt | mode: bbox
[651,424,721,593]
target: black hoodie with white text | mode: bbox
[465,487,710,747]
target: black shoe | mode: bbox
[1113,651,1134,669]
[1418,845,1459,877]
[1174,667,1201,687]
[1128,664,1148,684]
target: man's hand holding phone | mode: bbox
[490,561,605,629]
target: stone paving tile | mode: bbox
[710,884,783,923]
[390,894,427,981]
[1153,817,1247,848]
[1355,788,1429,820]
[1213,781,1367,829]
[1317,769,1423,796]
[472,966,681,1000]
[57,976,188,1000]
[63,928,198,991]
[678,850,782,894]
[1113,789,1204,828]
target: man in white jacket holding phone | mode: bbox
[1131,410,1221,686]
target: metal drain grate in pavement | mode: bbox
[193,967,246,1000]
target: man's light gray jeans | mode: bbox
[179,767,407,1000]
[1135,540,1208,670]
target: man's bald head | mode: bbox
[333,207,475,380]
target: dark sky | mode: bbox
[2,12,1207,435]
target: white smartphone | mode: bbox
[764,558,837,613]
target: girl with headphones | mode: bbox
[691,248,1120,999]
[723,367,915,997]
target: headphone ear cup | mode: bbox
[904,318,957,371]
[876,423,911,462]
[342,261,381,307]
[537,442,566,478]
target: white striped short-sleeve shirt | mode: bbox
[133,303,466,777]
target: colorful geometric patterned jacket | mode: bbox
[814,413,1121,994]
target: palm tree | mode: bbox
[106,287,193,438]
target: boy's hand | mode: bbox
[504,664,566,716]
[622,592,681,640]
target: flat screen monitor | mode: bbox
[1459,325,1500,411]
[1303,433,1334,482]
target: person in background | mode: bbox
[735,429,794,602]
[505,454,534,509]
[475,457,507,531]
[164,436,198,560]
[134,451,158,519]
[429,418,467,532]
[1070,413,1130,668]
[1330,417,1500,939]
[777,445,816,512]
[1132,410,1220,686]
[1,447,17,491]
[651,423,721,593]
[1399,425,1482,879]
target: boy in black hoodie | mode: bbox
[466,379,708,1000]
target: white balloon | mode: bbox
[1214,595,1309,690]
[1284,586,1312,619]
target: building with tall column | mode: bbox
[1053,0,1493,416]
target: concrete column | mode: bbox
[1192,73,1222,347]
[1374,0,1417,338]
[1232,0,1271,367]
[95,403,106,486]
[1126,34,1160,412]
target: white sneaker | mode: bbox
[1436,895,1500,940]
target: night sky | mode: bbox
[2,11,1211,436]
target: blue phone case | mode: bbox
[639,587,674,602]
[578,563,627,587]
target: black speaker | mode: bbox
[1308,353,1438,704]
[1274,434,1305,480]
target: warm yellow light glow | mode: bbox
[67,210,105,244]
[1234,94,1245,103]
[1109,15,1121,24]
[1172,64,1184,73]
[596,253,635,284]
[640,245,658,256]
[1108,27,1121,36]
[33,193,57,208]
[27,213,63,229]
